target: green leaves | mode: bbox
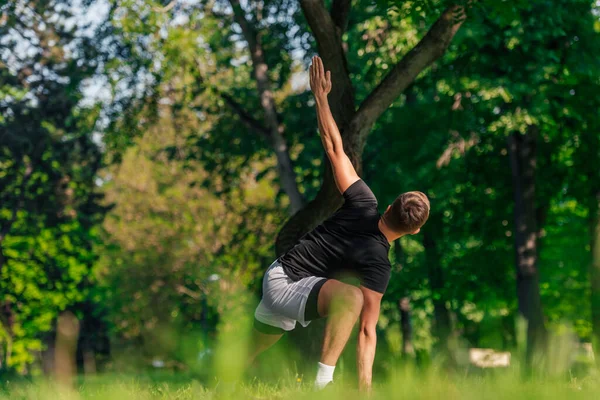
[363,0,600,355]
[0,0,107,373]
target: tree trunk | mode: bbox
[507,129,547,367]
[423,233,454,365]
[398,297,415,360]
[229,0,305,214]
[55,312,80,386]
[590,192,600,365]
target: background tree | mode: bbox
[364,0,600,366]
[96,100,285,366]
[0,0,106,372]
[276,0,466,254]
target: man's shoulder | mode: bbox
[348,233,390,258]
[340,181,378,218]
[343,179,377,201]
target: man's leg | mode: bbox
[250,299,289,367]
[319,280,364,365]
[311,280,364,387]
[247,326,283,367]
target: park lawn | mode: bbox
[1,369,599,400]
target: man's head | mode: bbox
[382,191,430,235]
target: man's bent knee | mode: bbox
[332,284,363,315]
[344,285,364,313]
[318,280,365,317]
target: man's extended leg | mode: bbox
[313,280,364,388]
[250,299,289,367]
[247,328,283,367]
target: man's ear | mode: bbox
[386,205,391,212]
[411,228,421,235]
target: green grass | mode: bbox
[2,368,599,400]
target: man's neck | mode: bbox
[378,219,403,243]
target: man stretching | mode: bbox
[249,56,430,391]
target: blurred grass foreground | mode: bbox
[2,369,599,400]
[2,304,599,399]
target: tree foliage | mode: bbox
[0,0,106,372]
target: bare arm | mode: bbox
[357,286,383,392]
[310,56,359,194]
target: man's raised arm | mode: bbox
[309,56,359,194]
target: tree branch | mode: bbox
[193,63,270,138]
[228,0,260,52]
[228,0,306,213]
[330,0,351,38]
[300,0,355,126]
[351,5,466,137]
[220,93,270,137]
[152,0,177,13]
[175,284,204,300]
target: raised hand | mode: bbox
[309,55,332,99]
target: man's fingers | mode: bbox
[314,56,320,80]
[310,55,331,90]
[317,56,324,78]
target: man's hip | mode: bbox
[254,259,327,333]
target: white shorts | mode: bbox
[254,259,327,332]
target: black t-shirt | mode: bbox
[279,179,391,293]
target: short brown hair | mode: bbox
[383,191,430,233]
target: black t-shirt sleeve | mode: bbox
[349,244,392,294]
[359,259,391,294]
[342,179,377,209]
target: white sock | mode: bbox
[314,362,335,389]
